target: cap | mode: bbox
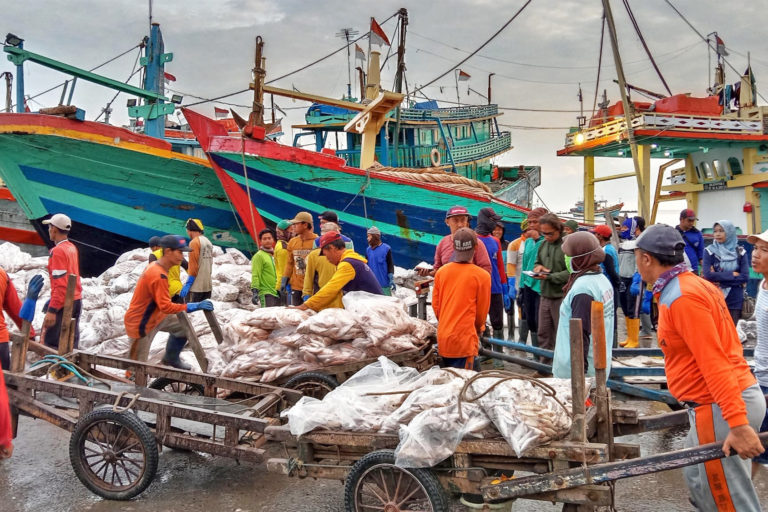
[747,230,768,245]
[445,205,469,219]
[277,219,292,231]
[680,208,697,220]
[158,234,191,252]
[290,211,313,225]
[635,224,685,256]
[564,220,579,232]
[367,226,381,236]
[319,210,339,223]
[520,219,529,231]
[42,213,72,231]
[318,230,342,251]
[452,227,477,262]
[590,225,613,239]
[320,222,340,234]
[186,218,204,232]
[148,236,161,247]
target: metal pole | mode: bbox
[487,73,494,105]
[15,42,24,113]
[454,70,460,106]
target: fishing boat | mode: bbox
[0,185,46,256]
[568,199,624,219]
[184,15,537,268]
[0,25,249,275]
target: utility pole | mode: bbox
[336,28,359,100]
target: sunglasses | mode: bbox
[541,230,555,236]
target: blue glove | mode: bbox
[629,273,641,297]
[641,290,652,315]
[502,284,511,311]
[286,283,292,296]
[387,272,395,291]
[280,277,289,293]
[26,274,44,300]
[180,276,195,298]
[19,299,36,322]
[302,294,310,302]
[507,278,517,301]
[186,299,214,313]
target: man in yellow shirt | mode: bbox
[148,235,187,303]
[274,219,292,305]
[303,222,342,308]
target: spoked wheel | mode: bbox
[284,371,339,399]
[69,408,158,500]
[344,450,448,512]
[148,377,205,396]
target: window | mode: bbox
[713,159,727,178]
[727,157,742,175]
[700,161,714,180]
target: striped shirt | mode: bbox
[755,280,768,387]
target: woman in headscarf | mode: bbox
[552,232,615,378]
[703,220,749,324]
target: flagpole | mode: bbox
[367,18,373,91]
[455,70,461,106]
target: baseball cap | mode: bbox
[318,231,342,253]
[319,210,339,223]
[158,234,191,252]
[42,213,72,231]
[452,227,477,262]
[148,236,161,247]
[680,208,697,220]
[520,219,529,231]
[445,205,470,219]
[747,230,768,245]
[635,224,685,256]
[186,218,204,232]
[367,226,381,236]
[564,219,580,232]
[290,211,313,225]
[590,225,613,238]
[277,219,292,231]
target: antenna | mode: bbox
[335,28,359,100]
[577,83,586,128]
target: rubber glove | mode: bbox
[387,273,396,291]
[501,283,511,311]
[302,295,310,302]
[641,290,652,315]
[629,273,641,297]
[507,278,517,301]
[19,275,44,322]
[286,283,292,297]
[251,288,260,306]
[280,276,289,293]
[186,299,214,313]
[180,276,195,298]
[41,298,50,313]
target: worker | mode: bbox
[518,208,547,349]
[281,212,318,306]
[419,205,492,276]
[505,218,528,343]
[533,213,568,364]
[180,218,213,302]
[366,226,395,295]
[617,216,645,347]
[318,211,354,249]
[125,235,214,370]
[42,213,82,350]
[475,208,510,345]
[148,235,187,303]
[677,208,704,274]
[563,219,579,235]
[635,224,765,511]
[303,222,343,307]
[0,273,42,370]
[297,231,382,312]
[0,371,11,459]
[274,219,292,305]
[432,228,491,369]
[251,229,280,307]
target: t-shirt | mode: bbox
[433,234,492,275]
[47,239,82,311]
[124,262,187,339]
[188,235,213,293]
[755,280,768,387]
[0,268,27,343]
[284,233,319,290]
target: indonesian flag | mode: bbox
[355,43,365,61]
[214,106,229,119]
[457,69,471,81]
[370,18,390,46]
[163,71,177,83]
[715,35,728,57]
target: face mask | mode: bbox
[565,247,600,274]
[565,255,574,274]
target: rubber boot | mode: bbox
[620,318,640,348]
[492,329,505,369]
[530,331,540,362]
[161,335,192,370]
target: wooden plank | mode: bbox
[203,310,224,345]
[607,378,678,405]
[57,274,77,355]
[175,312,208,373]
[9,320,32,437]
[161,432,265,462]
[7,388,77,432]
[569,318,586,442]
[614,409,689,436]
[591,301,614,459]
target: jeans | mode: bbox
[43,299,82,350]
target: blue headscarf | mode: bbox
[709,220,739,297]
[620,217,637,240]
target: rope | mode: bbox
[621,0,672,97]
[591,13,606,120]
[94,48,144,122]
[239,133,259,252]
[369,163,493,196]
[30,355,113,389]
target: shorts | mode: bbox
[755,384,768,465]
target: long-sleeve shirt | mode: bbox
[47,239,82,312]
[0,268,31,343]
[302,248,337,299]
[755,281,768,387]
[477,234,507,294]
[676,226,704,273]
[433,234,492,275]
[535,237,569,299]
[433,262,491,358]
[124,262,187,339]
[0,371,11,451]
[303,250,381,311]
[519,238,543,293]
[656,271,756,428]
[506,235,526,282]
[149,250,187,297]
[251,250,278,302]
[283,233,318,290]
[702,247,749,310]
[188,235,213,293]
[274,240,289,291]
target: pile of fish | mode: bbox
[284,357,577,467]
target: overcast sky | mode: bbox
[3,0,766,224]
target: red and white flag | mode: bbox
[715,35,728,57]
[163,71,176,83]
[370,18,390,46]
[457,69,471,81]
[214,106,229,119]
[355,43,365,61]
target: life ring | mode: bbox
[430,148,441,167]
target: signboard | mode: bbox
[703,180,727,191]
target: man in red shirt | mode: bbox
[419,205,492,276]
[42,213,82,349]
[432,228,491,369]
[635,224,765,511]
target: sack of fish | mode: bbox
[283,356,579,467]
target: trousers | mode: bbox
[43,299,82,350]
[537,296,563,357]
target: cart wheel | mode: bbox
[344,450,448,512]
[69,408,158,500]
[284,371,339,399]
[149,377,205,396]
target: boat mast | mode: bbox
[601,0,650,220]
[391,8,408,167]
[249,36,266,130]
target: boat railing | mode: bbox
[399,104,499,122]
[564,112,765,148]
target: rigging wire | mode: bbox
[411,0,534,95]
[591,13,606,118]
[663,0,767,103]
[94,47,144,122]
[621,0,672,96]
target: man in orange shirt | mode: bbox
[125,235,214,370]
[432,228,491,370]
[281,211,318,306]
[635,224,765,511]
[0,371,12,459]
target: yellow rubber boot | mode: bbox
[620,318,640,348]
